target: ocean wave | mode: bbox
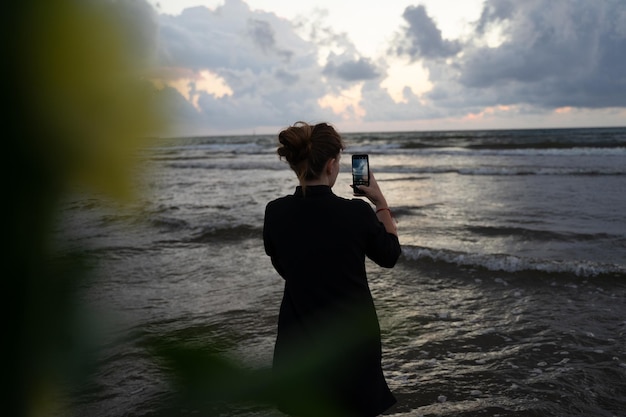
[188,225,262,243]
[399,141,626,152]
[465,225,619,243]
[152,128,626,155]
[163,161,286,171]
[377,165,626,176]
[466,141,626,151]
[150,216,190,231]
[388,145,626,158]
[401,245,626,278]
[365,127,626,151]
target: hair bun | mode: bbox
[277,121,344,182]
[277,121,313,165]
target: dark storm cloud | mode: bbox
[398,0,626,112]
[457,0,626,108]
[474,0,515,34]
[394,5,461,60]
[323,57,380,81]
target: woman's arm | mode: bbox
[354,172,397,236]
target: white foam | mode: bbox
[402,245,626,278]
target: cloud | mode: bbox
[393,5,461,60]
[144,0,388,134]
[155,2,299,71]
[419,0,626,111]
[246,18,293,61]
[474,0,516,34]
[141,0,626,134]
[148,0,340,133]
[323,57,380,82]
[247,18,276,52]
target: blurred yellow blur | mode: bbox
[18,0,163,200]
[7,2,164,417]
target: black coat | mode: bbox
[263,185,401,417]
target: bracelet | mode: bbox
[376,207,398,224]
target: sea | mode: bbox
[60,127,626,417]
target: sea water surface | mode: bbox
[61,127,626,416]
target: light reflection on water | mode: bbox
[368,262,626,416]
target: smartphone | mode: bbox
[352,154,369,195]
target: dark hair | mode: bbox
[277,121,344,181]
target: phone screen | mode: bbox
[352,154,369,194]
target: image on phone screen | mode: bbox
[352,154,369,194]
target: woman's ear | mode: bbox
[325,158,336,175]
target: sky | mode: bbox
[136,0,626,136]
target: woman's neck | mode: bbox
[300,180,329,187]
[300,175,331,187]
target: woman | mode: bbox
[263,122,401,417]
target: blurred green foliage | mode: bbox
[4,1,162,416]
[2,2,357,416]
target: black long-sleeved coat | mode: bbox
[263,185,401,417]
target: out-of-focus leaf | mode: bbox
[6,1,164,417]
[18,0,164,200]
